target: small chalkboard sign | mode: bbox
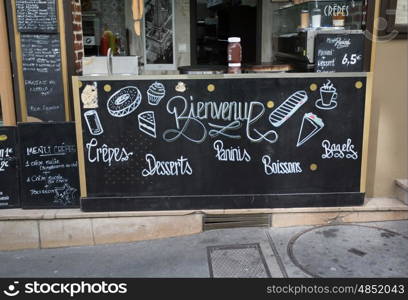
[0,127,20,209]
[314,33,365,72]
[21,34,65,121]
[18,122,79,209]
[16,0,58,33]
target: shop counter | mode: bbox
[73,73,368,211]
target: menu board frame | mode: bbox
[18,122,80,209]
[73,73,369,212]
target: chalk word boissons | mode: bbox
[262,155,302,175]
[142,153,193,177]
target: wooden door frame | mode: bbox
[0,0,16,125]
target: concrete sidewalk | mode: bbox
[0,220,407,278]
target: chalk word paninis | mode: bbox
[86,138,134,166]
[142,154,193,177]
[213,140,251,162]
[262,155,302,175]
[321,138,358,160]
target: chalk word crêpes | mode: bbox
[262,155,303,175]
[321,138,358,160]
[86,138,134,167]
[213,140,251,162]
[142,154,193,177]
[163,95,278,144]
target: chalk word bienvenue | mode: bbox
[262,155,302,175]
[213,140,251,162]
[86,138,134,166]
[321,139,358,160]
[142,154,193,177]
[163,96,278,144]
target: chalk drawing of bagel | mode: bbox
[107,86,142,117]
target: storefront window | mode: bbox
[144,0,175,68]
[80,0,371,74]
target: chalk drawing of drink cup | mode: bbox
[315,80,338,110]
[84,110,104,136]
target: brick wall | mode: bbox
[72,0,84,74]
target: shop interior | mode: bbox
[80,0,369,75]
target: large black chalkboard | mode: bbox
[77,76,367,211]
[0,127,20,209]
[18,122,79,209]
[21,34,65,121]
[16,0,58,33]
[314,33,365,73]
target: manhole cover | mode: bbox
[207,243,271,278]
[288,224,408,277]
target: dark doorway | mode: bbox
[191,0,261,66]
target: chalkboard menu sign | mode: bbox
[16,0,58,33]
[0,127,20,209]
[21,34,65,121]
[18,122,80,209]
[314,33,365,73]
[76,76,367,211]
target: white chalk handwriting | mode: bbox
[26,144,76,157]
[86,138,134,166]
[0,148,13,172]
[163,95,278,144]
[262,155,302,175]
[213,140,251,162]
[321,139,358,160]
[141,154,193,177]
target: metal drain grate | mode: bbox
[207,243,271,278]
[203,214,271,231]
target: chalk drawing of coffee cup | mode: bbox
[315,80,338,110]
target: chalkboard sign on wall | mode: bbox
[18,123,79,209]
[76,76,367,211]
[21,34,65,121]
[314,33,365,73]
[0,127,20,209]
[16,0,58,33]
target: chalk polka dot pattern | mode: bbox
[310,83,318,91]
[267,101,275,109]
[104,84,112,92]
[207,84,215,92]
[355,81,363,89]
[310,163,318,171]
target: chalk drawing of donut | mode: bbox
[107,86,142,117]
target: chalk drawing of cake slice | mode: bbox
[296,113,324,147]
[147,82,166,105]
[138,111,156,138]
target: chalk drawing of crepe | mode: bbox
[269,90,308,127]
[107,86,142,117]
[297,113,325,147]
[54,184,78,206]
